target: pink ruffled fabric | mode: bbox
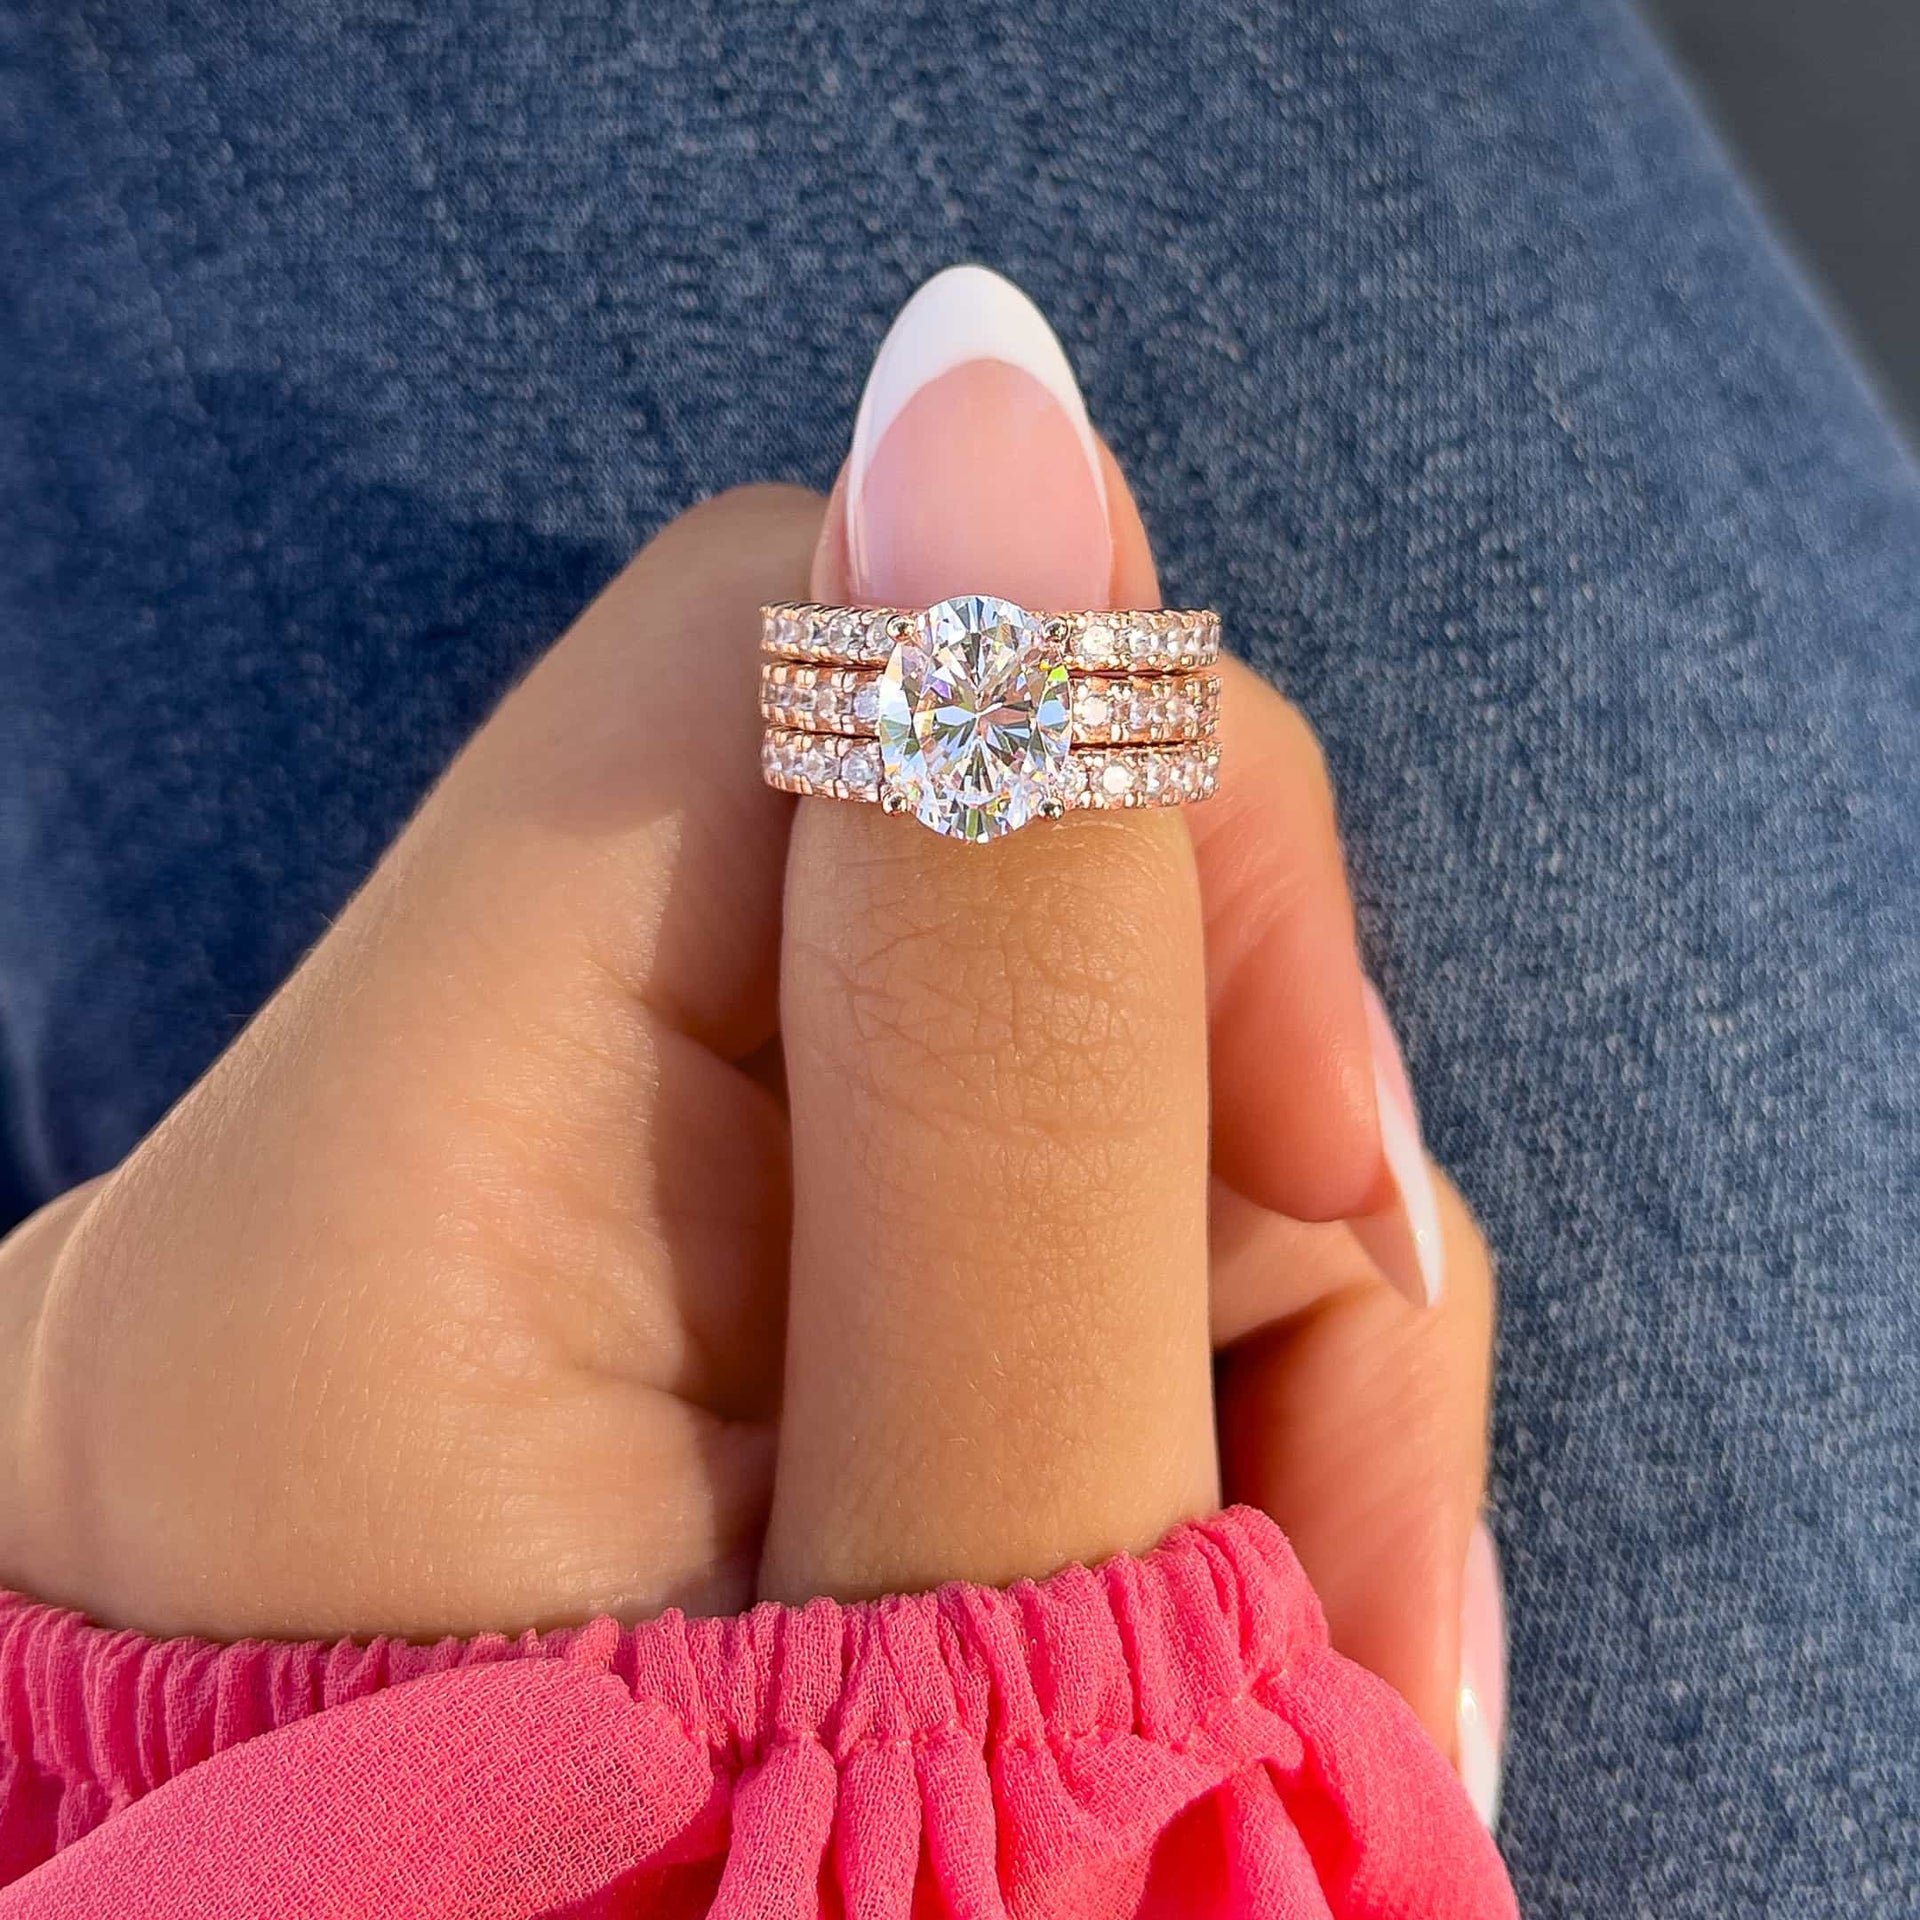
[0,1507,1514,1917]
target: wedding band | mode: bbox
[763,728,1222,814]
[759,593,1223,844]
[761,662,1221,746]
[763,600,1221,672]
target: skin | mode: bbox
[0,460,1494,1759]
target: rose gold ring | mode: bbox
[758,593,1223,844]
[763,600,1221,672]
[760,662,1221,747]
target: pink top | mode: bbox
[0,1506,1515,1917]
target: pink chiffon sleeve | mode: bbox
[0,1506,1515,1918]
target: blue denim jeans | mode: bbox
[2,0,1916,1908]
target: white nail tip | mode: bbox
[846,264,1106,575]
[1457,1678,1503,1831]
[1375,1065,1445,1307]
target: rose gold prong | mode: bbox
[761,597,1222,839]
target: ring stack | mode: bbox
[760,593,1223,844]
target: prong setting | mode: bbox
[761,600,1222,836]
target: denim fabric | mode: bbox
[2,0,1916,1909]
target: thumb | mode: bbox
[758,266,1218,1602]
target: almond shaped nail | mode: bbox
[1457,1516,1508,1830]
[844,265,1111,608]
[1349,981,1446,1307]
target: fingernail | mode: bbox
[845,263,1111,606]
[1350,981,1446,1308]
[1457,1517,1508,1831]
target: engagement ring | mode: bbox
[760,594,1223,843]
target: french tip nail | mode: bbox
[845,265,1108,602]
[840,266,1113,602]
[1458,1517,1508,1832]
[1457,1682,1503,1831]
[1361,983,1445,1308]
[850,265,1102,491]
[1376,1073,1446,1308]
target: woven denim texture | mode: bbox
[2,1,1916,1909]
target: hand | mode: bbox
[0,270,1496,1785]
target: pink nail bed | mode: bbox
[844,264,1111,608]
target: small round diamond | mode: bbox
[851,680,881,725]
[838,742,881,792]
[1100,759,1135,799]
[1079,622,1117,667]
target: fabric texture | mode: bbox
[1,0,1918,1912]
[0,1508,1513,1917]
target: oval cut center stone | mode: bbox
[877,594,1073,842]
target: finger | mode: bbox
[235,484,814,1419]
[24,485,823,1638]
[1121,405,1470,1765]
[832,427,1437,1306]
[1097,451,1380,1227]
[1109,442,1440,1304]
[1120,426,1476,1771]
[409,484,804,1060]
[1217,1161,1496,1764]
[760,265,1217,1602]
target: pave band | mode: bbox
[763,601,1221,673]
[761,662,1221,747]
[759,593,1223,843]
[764,729,1221,811]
